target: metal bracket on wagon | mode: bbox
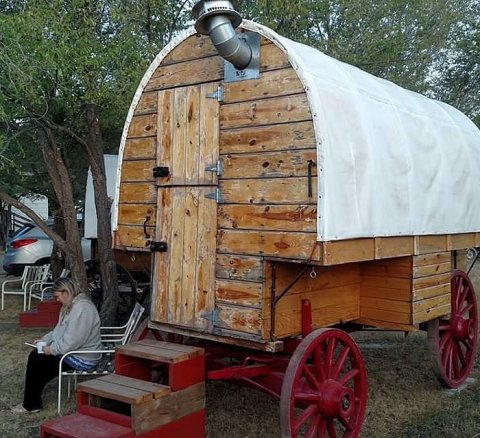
[200,308,220,324]
[205,188,223,203]
[149,241,168,252]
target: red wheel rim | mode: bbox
[428,269,478,388]
[280,329,367,438]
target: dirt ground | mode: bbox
[0,253,479,437]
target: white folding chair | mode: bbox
[100,302,145,346]
[1,265,43,311]
[57,303,145,413]
[28,268,69,309]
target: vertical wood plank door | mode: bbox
[152,83,219,332]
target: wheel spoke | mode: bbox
[327,418,337,438]
[313,345,326,382]
[339,368,359,385]
[339,408,354,431]
[325,338,337,377]
[317,416,327,436]
[302,364,321,391]
[441,338,453,378]
[295,392,320,403]
[294,404,319,433]
[438,323,450,332]
[439,331,451,351]
[452,342,460,379]
[461,337,474,352]
[456,342,467,368]
[331,345,351,380]
[305,414,320,438]
[459,303,473,317]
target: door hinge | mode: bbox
[205,159,223,176]
[200,308,220,324]
[205,188,223,203]
[206,85,224,103]
[150,241,168,252]
[153,166,169,178]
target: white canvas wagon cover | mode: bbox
[115,20,480,242]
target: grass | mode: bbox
[0,268,480,437]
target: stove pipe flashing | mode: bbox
[192,1,252,70]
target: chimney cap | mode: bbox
[193,1,242,34]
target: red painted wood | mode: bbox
[301,299,312,337]
[40,413,134,438]
[77,405,132,428]
[114,353,151,381]
[169,355,205,391]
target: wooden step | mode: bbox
[77,375,205,435]
[115,339,205,391]
[18,310,58,328]
[78,374,170,405]
[40,412,134,438]
[116,339,204,363]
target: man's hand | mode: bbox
[43,346,52,355]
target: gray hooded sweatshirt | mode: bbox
[41,293,102,362]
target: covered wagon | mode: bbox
[112,1,480,435]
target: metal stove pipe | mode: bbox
[192,1,252,70]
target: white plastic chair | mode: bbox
[28,268,70,309]
[1,265,45,311]
[57,303,145,413]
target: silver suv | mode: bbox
[3,220,91,276]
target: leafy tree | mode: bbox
[430,0,480,126]
[237,0,463,94]
[0,0,191,323]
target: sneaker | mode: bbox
[10,403,40,414]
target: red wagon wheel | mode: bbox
[428,269,478,388]
[280,328,367,438]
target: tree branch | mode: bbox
[0,190,68,253]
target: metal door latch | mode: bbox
[150,241,168,252]
[153,166,169,178]
[205,159,223,176]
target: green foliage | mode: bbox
[0,0,191,203]
[431,0,480,125]
[237,0,463,94]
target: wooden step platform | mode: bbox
[78,374,170,405]
[115,339,205,391]
[77,373,205,435]
[19,300,61,328]
[41,339,206,437]
[40,412,134,438]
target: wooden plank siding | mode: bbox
[358,257,413,327]
[411,252,451,323]
[263,262,361,339]
[357,253,452,329]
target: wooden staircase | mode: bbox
[19,300,61,328]
[40,339,206,437]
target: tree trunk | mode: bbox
[39,126,88,290]
[51,209,66,279]
[85,104,119,325]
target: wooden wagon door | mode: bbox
[151,83,219,332]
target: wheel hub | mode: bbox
[318,379,355,419]
[451,315,471,341]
